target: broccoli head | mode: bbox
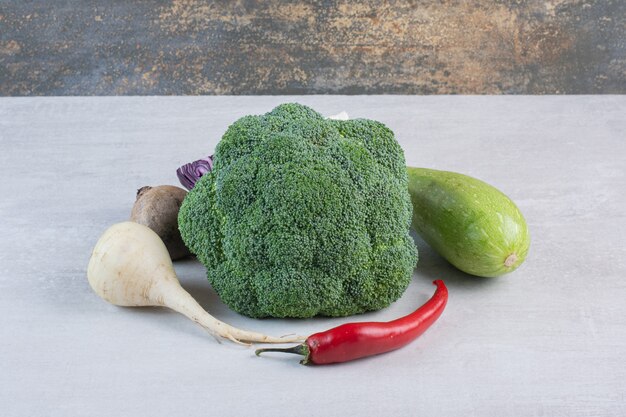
[178,103,417,318]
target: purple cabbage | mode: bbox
[176,156,214,190]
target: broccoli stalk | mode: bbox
[178,103,417,318]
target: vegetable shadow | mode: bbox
[182,281,309,328]
[411,234,498,290]
[173,257,305,340]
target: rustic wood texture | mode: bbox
[1,0,624,95]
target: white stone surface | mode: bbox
[1,96,625,417]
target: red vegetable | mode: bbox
[256,280,448,365]
[176,156,213,191]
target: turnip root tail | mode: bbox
[87,222,304,345]
[161,285,300,345]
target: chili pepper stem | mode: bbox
[255,344,311,365]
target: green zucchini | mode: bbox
[407,167,530,277]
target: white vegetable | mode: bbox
[327,111,350,120]
[87,222,303,345]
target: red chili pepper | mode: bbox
[256,280,448,365]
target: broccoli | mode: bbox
[178,103,417,318]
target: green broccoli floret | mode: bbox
[178,103,417,318]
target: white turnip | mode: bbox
[87,222,303,345]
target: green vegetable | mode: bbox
[407,167,530,277]
[179,103,418,318]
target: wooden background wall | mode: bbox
[1,0,624,95]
